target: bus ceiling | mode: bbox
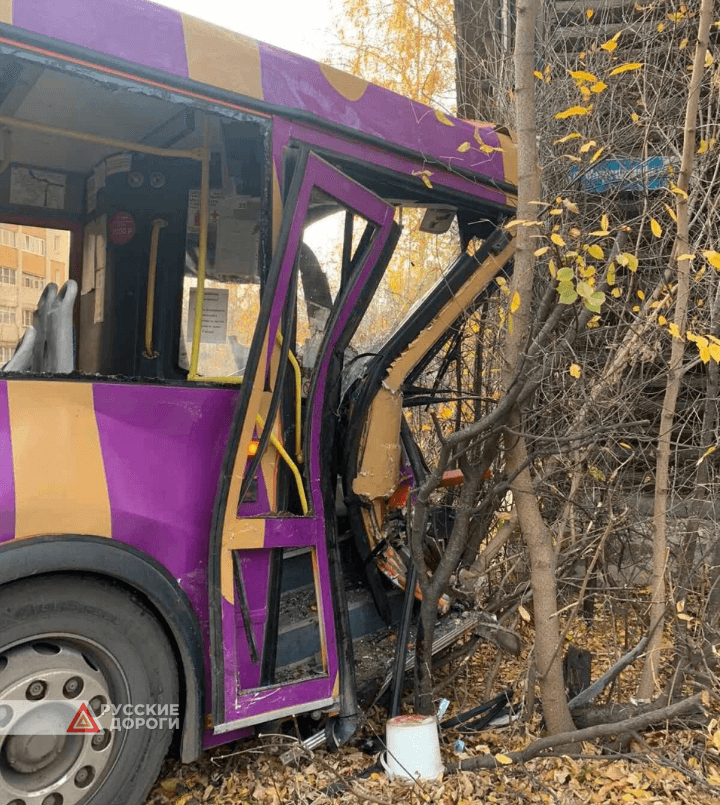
[0,27,516,215]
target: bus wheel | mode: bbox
[0,575,179,805]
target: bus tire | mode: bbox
[0,574,179,805]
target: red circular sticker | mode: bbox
[108,212,136,245]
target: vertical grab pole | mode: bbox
[143,218,167,358]
[189,118,211,379]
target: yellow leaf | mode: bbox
[590,146,605,164]
[617,252,639,272]
[479,143,504,154]
[637,289,645,300]
[631,112,640,124]
[434,109,454,127]
[697,446,716,466]
[609,63,644,75]
[586,8,594,19]
[586,244,604,259]
[663,203,678,223]
[668,322,683,340]
[600,35,619,52]
[473,127,483,145]
[677,253,695,262]
[650,217,662,238]
[670,181,688,199]
[579,140,597,153]
[569,363,582,378]
[611,287,623,298]
[706,51,714,68]
[495,754,513,765]
[657,22,665,32]
[563,198,580,213]
[698,139,709,155]
[679,37,689,50]
[456,141,472,153]
[518,604,531,622]
[510,291,521,313]
[555,105,591,119]
[535,246,550,257]
[440,404,454,419]
[534,70,543,80]
[704,251,720,270]
[601,214,609,232]
[620,442,633,450]
[551,233,566,247]
[569,70,598,83]
[553,132,582,144]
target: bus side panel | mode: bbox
[1,379,236,664]
[0,382,14,543]
[92,383,237,630]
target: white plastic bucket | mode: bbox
[382,714,444,781]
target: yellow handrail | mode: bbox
[255,413,308,515]
[287,349,303,463]
[143,218,167,358]
[275,332,303,463]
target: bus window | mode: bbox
[181,119,269,381]
[351,207,461,353]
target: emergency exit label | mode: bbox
[187,288,229,344]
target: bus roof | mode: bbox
[0,0,516,205]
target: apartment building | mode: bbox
[0,224,70,363]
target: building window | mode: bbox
[0,229,16,248]
[22,309,34,328]
[0,307,14,325]
[22,273,44,290]
[20,235,46,256]
[0,267,16,285]
[0,343,14,363]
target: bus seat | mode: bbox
[2,280,78,374]
[45,280,78,374]
[3,326,36,372]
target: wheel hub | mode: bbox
[0,640,117,805]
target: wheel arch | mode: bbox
[0,535,204,763]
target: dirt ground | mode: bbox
[146,616,720,805]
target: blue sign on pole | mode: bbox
[571,156,675,193]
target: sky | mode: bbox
[160,0,336,61]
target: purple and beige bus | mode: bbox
[0,1,516,803]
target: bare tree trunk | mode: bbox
[504,0,575,736]
[637,0,714,699]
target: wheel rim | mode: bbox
[0,638,122,805]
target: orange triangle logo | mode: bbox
[67,702,101,734]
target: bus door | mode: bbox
[208,148,400,733]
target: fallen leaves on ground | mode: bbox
[148,611,720,805]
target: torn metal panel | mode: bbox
[352,384,403,500]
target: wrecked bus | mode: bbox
[0,1,516,803]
